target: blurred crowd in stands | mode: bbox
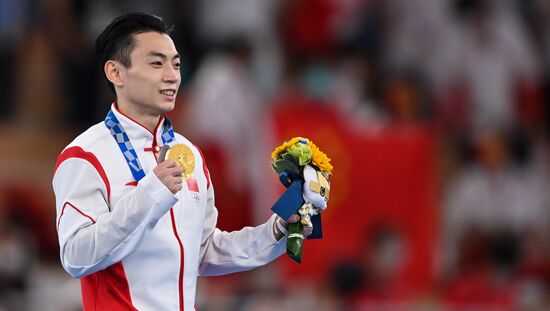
[1,0,550,310]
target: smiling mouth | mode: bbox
[160,90,176,96]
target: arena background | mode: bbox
[0,0,549,310]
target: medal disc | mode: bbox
[166,144,195,177]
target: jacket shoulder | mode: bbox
[63,122,111,152]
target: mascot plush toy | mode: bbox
[271,138,333,263]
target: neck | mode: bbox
[115,101,161,134]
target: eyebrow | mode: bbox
[147,51,180,61]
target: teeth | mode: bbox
[160,90,175,96]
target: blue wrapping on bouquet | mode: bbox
[271,171,323,239]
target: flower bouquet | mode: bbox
[270,137,333,263]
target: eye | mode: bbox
[173,63,181,70]
[150,61,162,68]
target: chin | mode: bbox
[158,101,176,113]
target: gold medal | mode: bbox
[165,144,195,178]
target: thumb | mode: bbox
[158,145,170,162]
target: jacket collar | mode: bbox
[111,103,165,149]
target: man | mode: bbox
[52,13,299,310]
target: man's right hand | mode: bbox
[154,160,183,194]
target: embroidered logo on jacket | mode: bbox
[186,177,200,202]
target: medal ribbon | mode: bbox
[104,109,175,182]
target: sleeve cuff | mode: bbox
[138,172,178,212]
[267,214,287,244]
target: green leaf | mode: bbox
[272,158,300,175]
[282,153,300,166]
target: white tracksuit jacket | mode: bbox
[52,104,286,310]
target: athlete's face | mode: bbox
[116,31,181,116]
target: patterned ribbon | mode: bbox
[104,109,175,182]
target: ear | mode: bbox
[104,60,124,88]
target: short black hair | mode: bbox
[95,13,173,94]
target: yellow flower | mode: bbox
[271,137,333,174]
[308,141,333,174]
[271,137,307,160]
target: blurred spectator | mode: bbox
[442,229,522,310]
[0,0,549,309]
[354,226,412,308]
[442,128,549,310]
[0,185,57,258]
[382,71,430,123]
[42,0,100,128]
[331,46,386,125]
[182,40,277,227]
[0,0,32,119]
[0,196,35,311]
[442,127,550,284]
[279,0,337,58]
[196,0,283,97]
[381,0,451,75]
[329,225,419,310]
[454,0,541,130]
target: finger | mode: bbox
[287,214,300,223]
[164,159,178,167]
[303,227,313,237]
[170,167,183,177]
[171,185,182,194]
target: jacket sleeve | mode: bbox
[53,154,178,278]
[197,182,286,276]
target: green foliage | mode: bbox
[271,154,301,175]
[286,143,312,166]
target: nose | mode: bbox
[163,64,180,84]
